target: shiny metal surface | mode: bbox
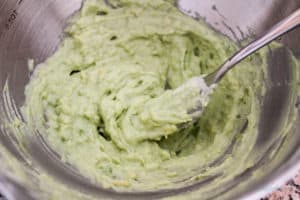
[205,8,300,85]
[0,0,300,200]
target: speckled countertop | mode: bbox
[262,173,300,200]
[0,173,299,199]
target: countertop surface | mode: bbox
[263,173,300,200]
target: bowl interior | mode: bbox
[0,0,300,199]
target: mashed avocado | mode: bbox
[22,0,265,190]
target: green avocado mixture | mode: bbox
[22,0,265,190]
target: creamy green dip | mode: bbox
[22,0,265,191]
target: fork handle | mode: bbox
[205,8,300,85]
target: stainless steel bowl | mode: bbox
[0,0,300,199]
